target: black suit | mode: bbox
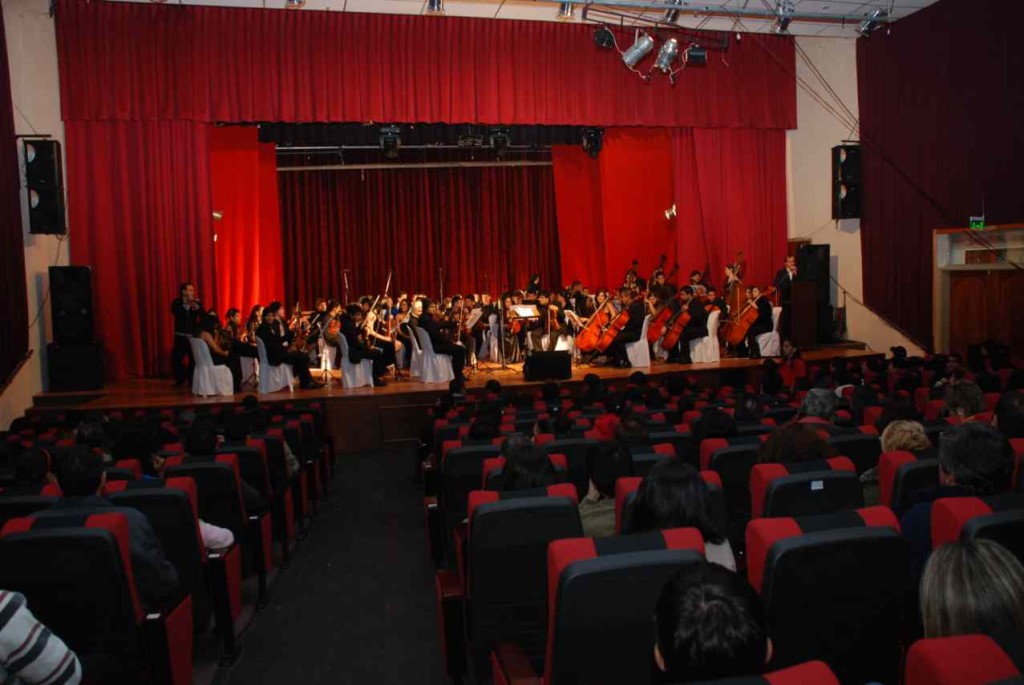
[419,313,466,378]
[774,267,796,337]
[171,297,202,384]
[256,322,313,388]
[341,316,388,379]
[606,301,647,365]
[670,299,709,364]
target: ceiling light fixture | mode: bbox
[663,0,683,24]
[557,2,574,21]
[425,0,444,14]
[654,38,680,73]
[774,0,794,34]
[582,128,603,159]
[857,8,888,37]
[685,44,707,67]
[621,32,655,69]
[285,0,305,8]
[379,125,402,160]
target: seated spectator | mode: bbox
[901,423,1014,581]
[499,439,555,492]
[664,373,690,399]
[9,448,55,492]
[797,388,856,435]
[849,385,880,426]
[654,561,768,682]
[185,418,265,514]
[692,409,737,442]
[993,390,1024,439]
[37,446,179,610]
[760,359,785,396]
[630,460,735,570]
[644,387,666,410]
[616,412,649,446]
[579,440,633,538]
[533,415,574,439]
[881,420,935,457]
[0,590,82,684]
[733,395,764,426]
[75,420,112,463]
[920,539,1024,638]
[757,424,837,465]
[778,339,806,390]
[944,380,986,422]
[876,395,922,433]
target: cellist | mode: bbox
[742,285,775,359]
[666,286,709,365]
[605,288,652,368]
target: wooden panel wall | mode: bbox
[949,270,1024,356]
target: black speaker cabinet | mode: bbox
[24,140,66,235]
[831,144,861,220]
[49,266,94,345]
[47,342,105,392]
[523,351,572,381]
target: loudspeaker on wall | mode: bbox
[24,140,66,235]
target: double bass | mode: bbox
[725,286,775,347]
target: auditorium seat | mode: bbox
[930,493,1024,563]
[905,633,1024,685]
[435,484,582,680]
[541,438,600,499]
[749,457,862,519]
[0,512,194,685]
[878,450,940,515]
[688,660,840,685]
[746,507,911,684]
[490,528,706,685]
[628,442,675,476]
[0,485,59,526]
[827,429,882,474]
[480,454,568,490]
[703,439,765,529]
[614,471,725,535]
[429,444,503,563]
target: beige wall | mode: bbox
[786,36,924,357]
[0,0,65,429]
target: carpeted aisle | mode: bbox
[224,448,449,685]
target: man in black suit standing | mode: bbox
[417,298,466,387]
[256,303,313,389]
[773,255,797,338]
[170,282,203,386]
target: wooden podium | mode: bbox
[790,281,819,349]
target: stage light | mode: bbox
[621,33,654,69]
[774,0,794,34]
[594,27,616,49]
[379,125,401,160]
[557,2,574,21]
[664,204,677,220]
[663,0,683,23]
[686,44,707,67]
[212,210,224,221]
[285,0,305,8]
[489,127,511,158]
[654,38,679,73]
[858,8,888,37]
[582,128,603,159]
[425,0,444,14]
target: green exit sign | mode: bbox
[969,217,985,229]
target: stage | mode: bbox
[30,344,881,453]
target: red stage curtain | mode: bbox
[857,0,1024,348]
[279,165,560,304]
[551,146,605,289]
[55,0,796,129]
[598,129,675,289]
[671,128,788,290]
[65,121,215,380]
[0,6,28,388]
[210,127,284,315]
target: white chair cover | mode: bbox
[625,315,652,368]
[481,314,500,362]
[188,337,234,397]
[756,306,783,358]
[408,325,423,378]
[414,328,455,384]
[239,355,259,390]
[256,337,294,394]
[690,310,721,363]
[337,334,374,389]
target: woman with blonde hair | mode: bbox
[880,420,933,455]
[920,539,1024,638]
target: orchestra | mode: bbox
[172,254,798,392]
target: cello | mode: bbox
[575,297,614,353]
[725,286,775,347]
[647,261,679,344]
[659,301,691,352]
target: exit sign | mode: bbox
[969,216,985,229]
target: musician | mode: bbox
[322,301,344,367]
[667,286,709,365]
[418,298,467,387]
[244,305,263,343]
[361,305,398,371]
[723,265,741,295]
[256,305,313,389]
[605,288,650,368]
[340,304,388,387]
[199,313,242,392]
[526,274,542,298]
[530,291,568,352]
[472,294,496,355]
[224,308,257,359]
[689,270,713,292]
[744,286,775,359]
[394,299,413,368]
[773,255,797,337]
[307,299,330,338]
[446,295,475,351]
[706,287,729,316]
[171,282,203,386]
[567,281,588,316]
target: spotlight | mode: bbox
[489,127,511,158]
[581,128,603,159]
[379,125,401,160]
[664,204,677,220]
[663,0,683,23]
[857,8,888,37]
[685,44,707,67]
[594,27,616,49]
[621,33,655,69]
[654,38,679,73]
[557,2,574,21]
[425,0,444,14]
[774,0,794,34]
[285,0,304,7]
[212,210,224,221]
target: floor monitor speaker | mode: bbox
[523,351,572,381]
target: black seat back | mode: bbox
[543,438,599,499]
[827,434,882,474]
[167,461,247,540]
[441,445,502,546]
[891,458,940,516]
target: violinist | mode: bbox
[605,288,650,368]
[743,286,775,359]
[307,298,330,340]
[667,286,708,365]
[244,305,263,344]
[199,312,242,392]
[446,295,475,350]
[472,293,496,355]
[706,287,728,317]
[321,301,344,367]
[224,308,258,359]
[362,304,398,370]
[256,305,314,389]
[418,298,467,388]
[340,304,388,387]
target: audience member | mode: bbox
[876,394,922,433]
[629,460,735,570]
[0,590,82,684]
[37,446,179,609]
[760,359,785,396]
[778,339,805,389]
[993,390,1024,439]
[757,423,837,465]
[498,437,555,492]
[733,395,764,426]
[920,539,1024,638]
[654,561,768,682]
[901,422,1014,580]
[579,440,633,538]
[880,420,935,457]
[185,418,265,514]
[10,448,55,491]
[943,380,985,422]
[74,420,112,462]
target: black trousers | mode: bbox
[355,340,395,378]
[280,351,313,387]
[212,354,242,391]
[746,322,774,358]
[172,335,193,384]
[530,324,568,352]
[231,340,258,359]
[433,341,467,378]
[668,328,707,363]
[606,329,642,364]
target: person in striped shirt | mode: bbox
[0,590,81,685]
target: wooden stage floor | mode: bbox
[32,346,880,453]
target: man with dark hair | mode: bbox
[901,422,1014,579]
[604,288,650,368]
[340,304,389,387]
[37,446,179,609]
[655,561,768,682]
[171,281,203,386]
[579,439,633,538]
[943,380,986,421]
[417,299,466,387]
[666,286,708,365]
[11,448,54,490]
[255,303,313,389]
[993,390,1024,439]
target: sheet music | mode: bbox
[511,304,541,318]
[464,308,484,330]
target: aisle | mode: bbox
[224,448,448,685]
